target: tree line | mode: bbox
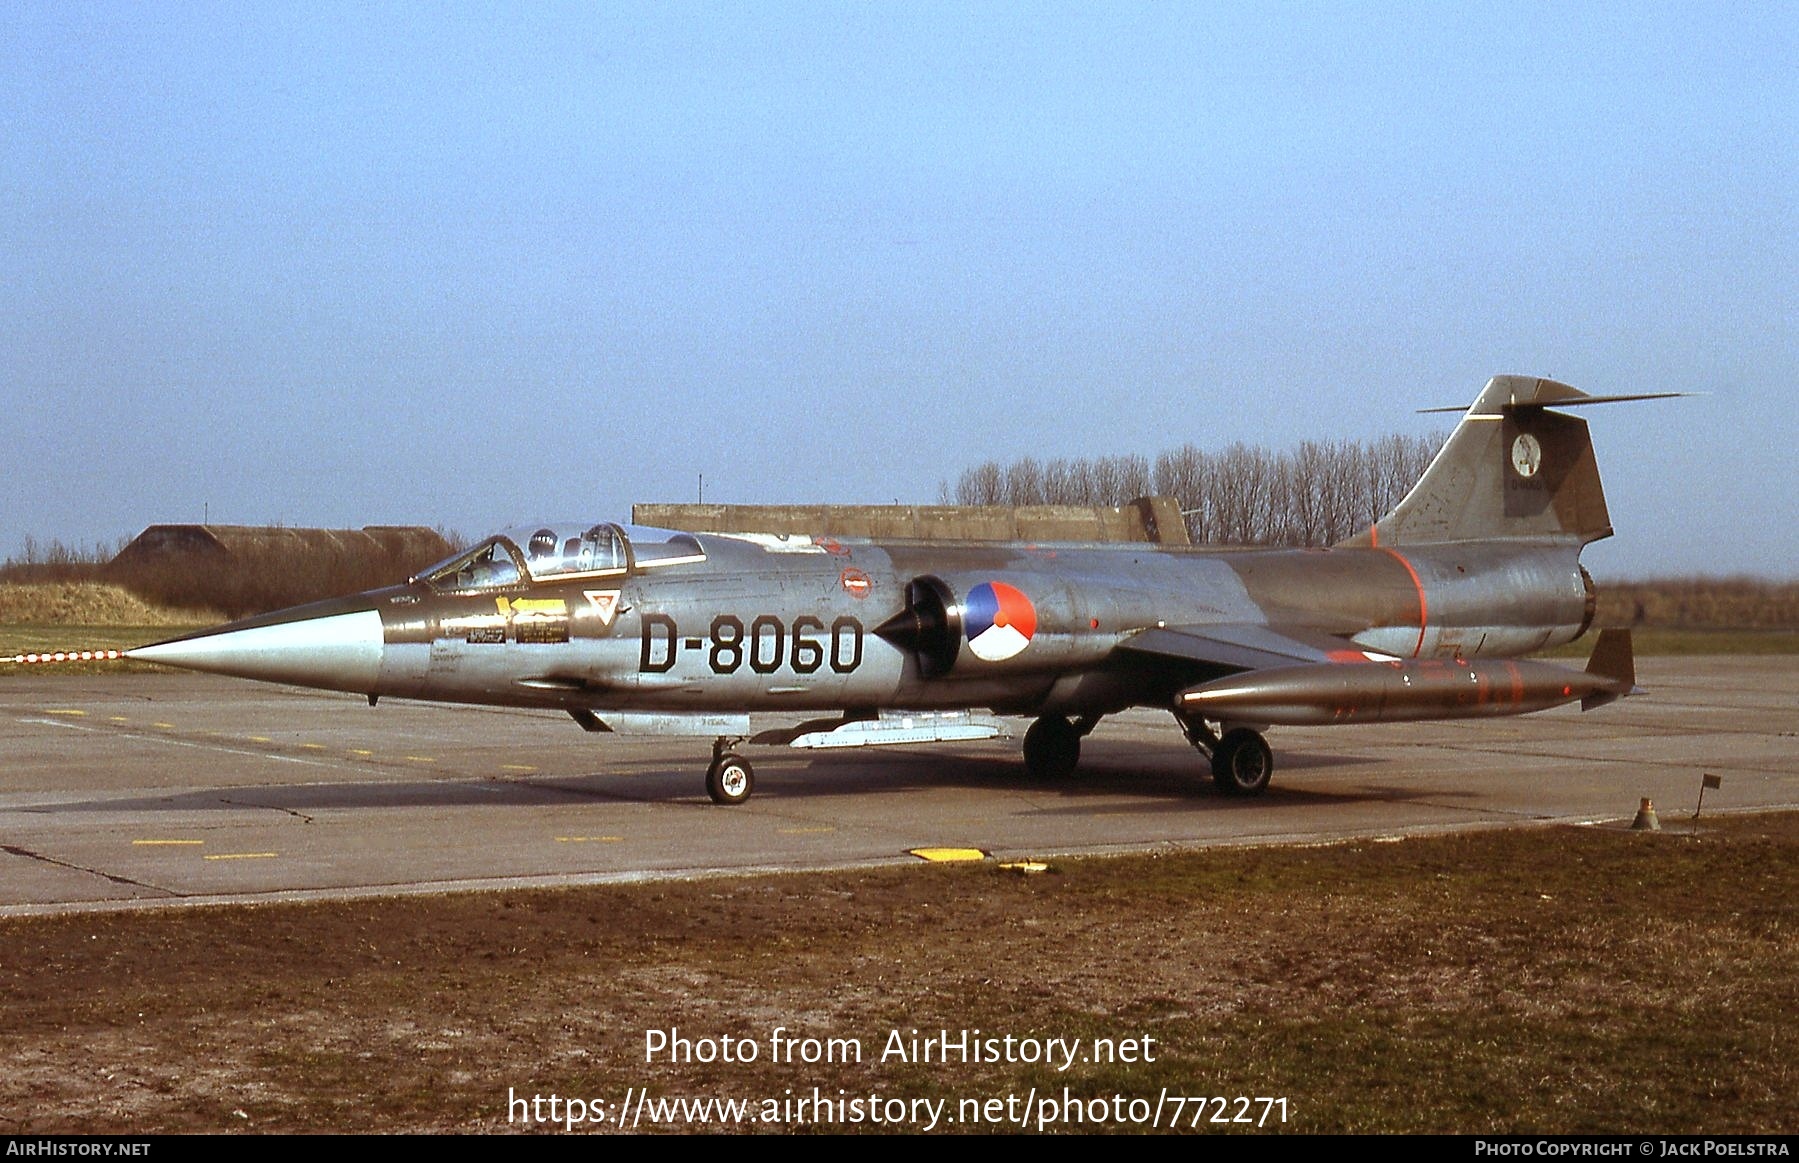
[944,433,1446,547]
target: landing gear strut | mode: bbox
[706,737,754,805]
[1178,715,1274,796]
[1021,714,1098,781]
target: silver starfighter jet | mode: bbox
[130,376,1665,804]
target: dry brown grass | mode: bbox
[1,814,1791,1134]
[1595,577,1799,630]
[0,583,219,627]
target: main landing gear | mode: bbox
[1178,715,1274,796]
[700,713,1271,803]
[1021,714,1099,781]
[706,738,754,805]
[1020,712,1272,795]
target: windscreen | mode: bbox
[419,538,527,592]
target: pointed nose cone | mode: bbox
[127,608,384,694]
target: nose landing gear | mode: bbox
[706,738,754,805]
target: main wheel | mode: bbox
[706,753,754,805]
[1211,728,1273,796]
[1022,716,1081,781]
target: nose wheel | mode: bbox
[706,739,754,805]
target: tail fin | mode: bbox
[1340,376,1613,548]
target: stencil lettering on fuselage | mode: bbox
[439,597,571,645]
[638,613,864,675]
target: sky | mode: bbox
[3,2,1794,579]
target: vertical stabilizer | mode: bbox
[1340,376,1613,548]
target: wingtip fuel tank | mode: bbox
[1175,635,1639,728]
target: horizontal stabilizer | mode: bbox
[1418,391,1693,414]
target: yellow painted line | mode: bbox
[556,836,623,843]
[133,839,203,847]
[109,716,131,723]
[350,749,373,757]
[46,709,87,717]
[404,755,436,763]
[248,736,272,743]
[203,852,278,861]
[779,826,836,835]
[300,743,326,750]
[908,847,987,863]
[502,764,537,773]
[153,722,176,729]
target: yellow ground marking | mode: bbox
[350,749,373,757]
[404,755,436,763]
[109,716,130,723]
[46,709,87,717]
[153,722,176,729]
[908,847,987,863]
[248,736,272,743]
[997,861,1051,874]
[203,852,278,861]
[502,764,537,773]
[556,836,623,843]
[300,743,326,750]
[779,826,836,835]
[133,839,203,847]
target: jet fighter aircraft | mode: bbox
[129,375,1658,804]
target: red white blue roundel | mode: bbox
[965,582,1037,662]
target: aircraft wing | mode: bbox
[1113,623,1392,678]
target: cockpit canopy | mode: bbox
[417,523,705,593]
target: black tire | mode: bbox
[1211,728,1273,796]
[706,754,754,805]
[1022,716,1081,781]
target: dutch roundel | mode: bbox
[964,582,1038,662]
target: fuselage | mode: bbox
[137,524,1594,721]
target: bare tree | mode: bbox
[947,430,1448,545]
[1002,458,1045,506]
[952,461,1005,505]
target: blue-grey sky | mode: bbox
[4,2,1794,578]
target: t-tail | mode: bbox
[1340,376,1682,549]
